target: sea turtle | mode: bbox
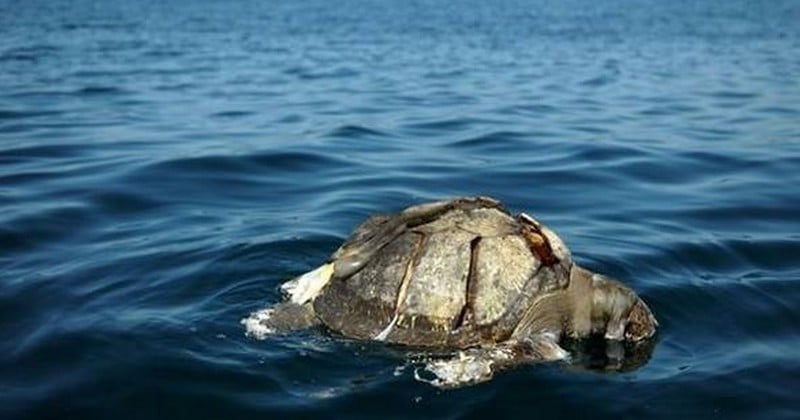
[243,196,657,388]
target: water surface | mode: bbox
[2,0,799,418]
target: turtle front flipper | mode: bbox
[415,333,568,389]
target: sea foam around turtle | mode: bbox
[241,308,277,340]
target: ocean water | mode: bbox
[2,0,799,418]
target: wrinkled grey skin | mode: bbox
[243,196,657,388]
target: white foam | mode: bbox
[241,307,276,340]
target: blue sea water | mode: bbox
[2,0,799,418]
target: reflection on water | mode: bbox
[563,336,657,373]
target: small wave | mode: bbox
[504,103,561,116]
[625,236,800,279]
[326,124,389,139]
[140,49,185,59]
[61,22,140,31]
[753,106,799,116]
[210,110,255,119]
[130,151,352,188]
[153,82,198,92]
[707,90,760,100]
[0,109,62,120]
[0,144,85,163]
[0,170,69,185]
[422,69,466,79]
[638,104,702,116]
[579,74,616,88]
[283,66,360,80]
[74,86,128,96]
[0,205,95,253]
[88,191,163,216]
[401,117,490,135]
[445,131,526,151]
[247,151,351,172]
[71,69,140,78]
[0,44,59,62]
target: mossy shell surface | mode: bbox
[313,197,571,348]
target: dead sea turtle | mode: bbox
[243,196,657,387]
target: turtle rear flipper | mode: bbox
[281,263,334,305]
[242,263,333,339]
[415,333,568,388]
[242,302,320,339]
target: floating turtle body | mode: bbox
[244,197,657,388]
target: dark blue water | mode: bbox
[2,0,799,418]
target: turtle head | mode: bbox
[624,295,658,341]
[590,273,658,342]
